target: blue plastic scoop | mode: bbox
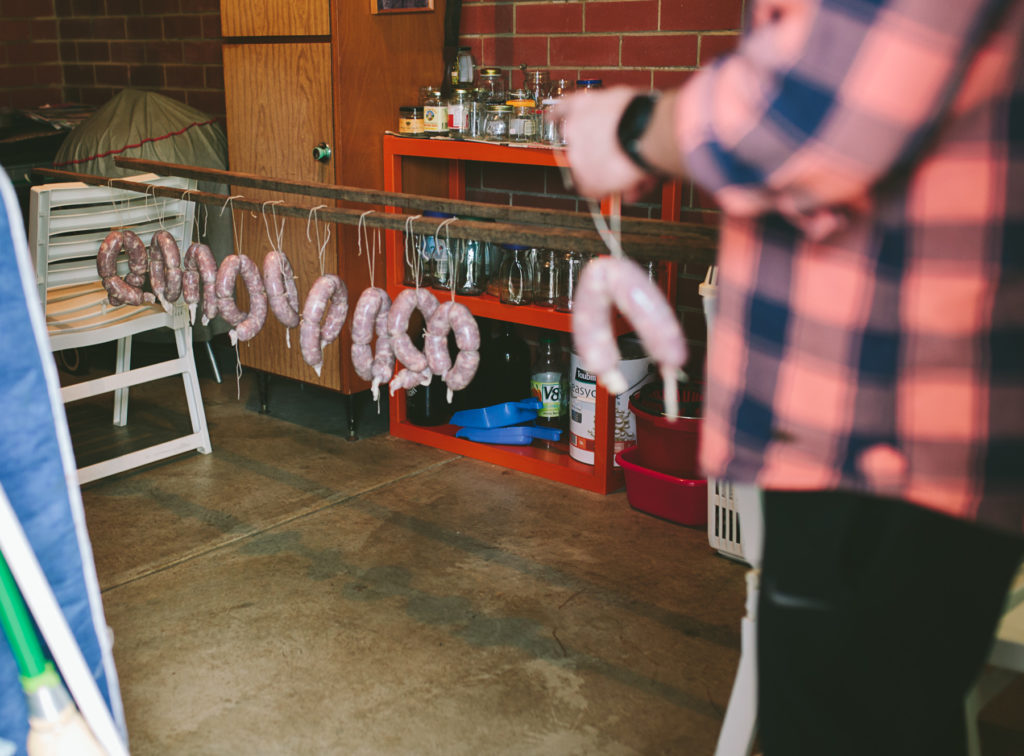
[449,398,542,428]
[455,425,562,446]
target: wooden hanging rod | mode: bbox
[33,167,716,264]
[112,157,716,244]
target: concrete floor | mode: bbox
[66,345,1024,755]
[74,364,748,755]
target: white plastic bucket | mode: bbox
[569,335,654,466]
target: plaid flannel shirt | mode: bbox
[677,0,1024,532]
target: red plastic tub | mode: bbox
[628,382,702,478]
[616,446,708,526]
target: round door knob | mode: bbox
[312,143,332,162]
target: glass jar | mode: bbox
[419,85,440,105]
[424,91,449,135]
[540,98,563,146]
[555,250,588,312]
[550,79,574,98]
[447,88,471,135]
[507,100,537,142]
[522,69,550,106]
[531,248,560,308]
[575,79,603,92]
[398,106,425,136]
[497,245,535,305]
[420,210,453,289]
[404,224,435,288]
[478,67,506,104]
[482,104,511,142]
[465,94,487,138]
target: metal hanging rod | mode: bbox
[33,167,716,264]
[112,157,716,245]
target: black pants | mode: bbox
[758,490,1024,756]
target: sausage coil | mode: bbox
[425,301,481,403]
[215,253,268,345]
[386,288,439,373]
[351,287,394,400]
[95,229,154,306]
[571,255,688,419]
[183,242,219,325]
[149,230,182,311]
[300,274,349,375]
[263,250,301,329]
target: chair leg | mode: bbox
[174,325,212,454]
[112,335,132,426]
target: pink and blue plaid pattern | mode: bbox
[678,0,1024,531]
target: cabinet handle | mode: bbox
[312,143,332,163]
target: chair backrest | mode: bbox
[28,174,197,302]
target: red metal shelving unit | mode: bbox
[381,134,682,494]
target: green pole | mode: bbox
[0,551,51,685]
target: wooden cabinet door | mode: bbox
[221,0,330,37]
[223,42,341,390]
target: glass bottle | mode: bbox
[422,210,454,290]
[522,69,550,106]
[531,333,567,432]
[555,250,587,312]
[540,97,563,146]
[531,247,559,308]
[497,245,535,305]
[507,99,537,142]
[456,46,476,86]
[454,231,487,296]
[481,322,532,404]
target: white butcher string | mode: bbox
[404,214,423,291]
[306,204,332,276]
[357,209,379,287]
[435,216,458,303]
[261,199,285,252]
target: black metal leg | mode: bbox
[257,371,270,414]
[346,392,360,441]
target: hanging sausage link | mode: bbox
[215,253,268,345]
[351,287,394,400]
[300,274,349,375]
[425,301,481,403]
[183,242,219,326]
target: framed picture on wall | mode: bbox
[370,0,434,13]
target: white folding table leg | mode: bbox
[174,325,212,454]
[112,335,132,427]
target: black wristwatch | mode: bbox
[616,93,660,174]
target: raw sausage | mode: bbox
[149,230,182,311]
[300,274,349,375]
[571,255,687,420]
[386,288,439,373]
[122,230,149,289]
[351,287,394,400]
[183,242,218,325]
[425,301,480,402]
[215,253,268,345]
[95,229,154,306]
[388,366,432,396]
[263,250,300,329]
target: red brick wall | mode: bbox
[459,0,744,224]
[0,0,223,117]
[58,0,224,119]
[0,0,63,109]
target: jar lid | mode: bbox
[576,79,603,87]
[423,210,454,219]
[480,67,502,77]
[458,45,471,51]
[453,88,471,96]
[399,106,422,114]
[486,104,513,112]
[506,99,536,108]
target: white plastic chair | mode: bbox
[28,174,212,484]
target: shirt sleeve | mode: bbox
[676,0,1011,231]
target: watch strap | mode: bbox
[616,93,660,174]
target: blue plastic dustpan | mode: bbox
[456,425,562,445]
[449,398,542,428]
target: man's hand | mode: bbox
[553,86,659,202]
